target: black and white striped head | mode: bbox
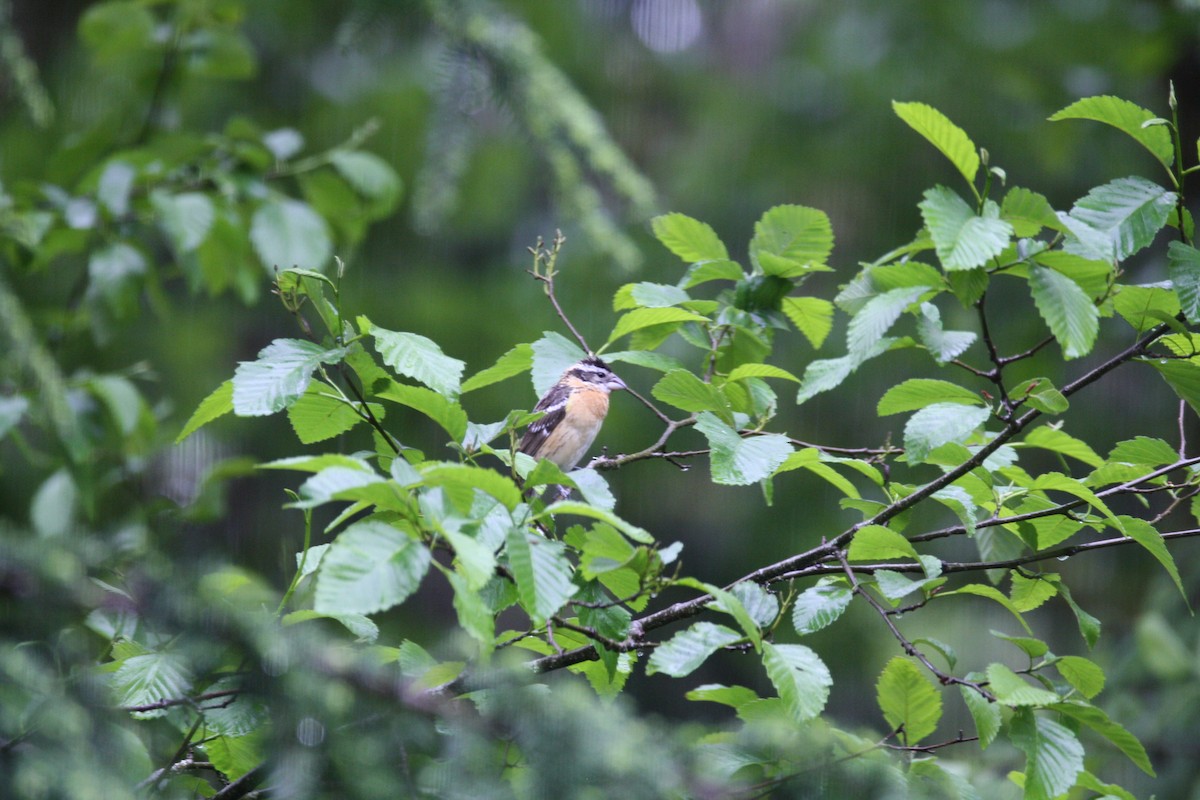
[566,356,626,392]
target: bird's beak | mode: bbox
[608,375,627,391]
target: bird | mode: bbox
[518,356,626,472]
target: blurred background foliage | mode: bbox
[5,0,1200,796]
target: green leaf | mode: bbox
[1027,265,1099,359]
[287,387,379,444]
[1149,359,1200,416]
[903,403,990,463]
[232,339,347,416]
[694,412,792,486]
[1118,515,1187,602]
[749,205,834,277]
[987,663,1060,707]
[1055,656,1105,700]
[1049,95,1174,170]
[79,1,155,60]
[791,582,852,635]
[177,380,234,442]
[368,322,465,398]
[329,149,402,208]
[1001,187,1062,237]
[1009,377,1069,415]
[530,331,587,397]
[942,584,1031,633]
[847,286,929,356]
[1030,472,1121,529]
[686,683,760,708]
[761,642,832,722]
[647,622,741,677]
[675,577,762,649]
[775,449,861,499]
[204,730,264,781]
[651,212,729,262]
[781,296,834,348]
[913,302,976,365]
[1114,283,1180,332]
[628,282,691,308]
[111,652,194,719]
[250,197,332,271]
[1052,701,1154,776]
[461,344,533,393]
[725,363,800,383]
[1059,177,1175,263]
[314,520,430,615]
[539,501,654,544]
[506,527,576,623]
[1109,436,1178,467]
[960,685,1002,749]
[652,370,731,417]
[1021,425,1103,467]
[1167,240,1200,321]
[919,188,1012,271]
[893,101,980,186]
[1009,709,1084,800]
[876,657,942,745]
[679,259,744,288]
[877,379,983,416]
[151,191,214,254]
[847,524,918,561]
[1057,583,1101,648]
[606,307,709,345]
[422,463,522,511]
[375,381,468,441]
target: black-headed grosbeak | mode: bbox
[519,356,626,471]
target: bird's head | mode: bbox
[568,356,626,393]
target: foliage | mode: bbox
[4,2,1200,799]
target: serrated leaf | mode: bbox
[1002,187,1062,237]
[652,370,731,417]
[204,730,264,781]
[530,331,587,397]
[368,323,465,398]
[177,380,233,442]
[920,187,1012,271]
[694,412,792,486]
[781,296,834,348]
[1114,283,1180,332]
[1109,436,1178,466]
[329,149,402,204]
[250,197,332,271]
[1009,709,1084,800]
[1009,573,1057,612]
[725,363,800,383]
[539,501,653,544]
[1028,266,1099,359]
[232,339,347,416]
[1022,426,1103,467]
[506,527,575,623]
[942,584,1031,633]
[607,307,709,345]
[792,583,852,635]
[1060,177,1175,263]
[915,302,977,364]
[314,520,430,615]
[728,582,779,628]
[1049,95,1174,170]
[847,286,929,356]
[961,685,1001,749]
[848,524,918,561]
[1149,359,1200,417]
[287,387,379,444]
[461,344,533,393]
[1167,240,1200,322]
[1009,377,1069,415]
[679,259,744,288]
[686,683,761,708]
[893,101,980,185]
[749,205,834,277]
[1118,515,1187,602]
[112,652,194,719]
[775,449,860,499]
[629,282,691,308]
[987,663,1060,706]
[904,402,990,463]
[1055,656,1105,700]
[877,378,983,416]
[647,622,741,677]
[652,213,729,262]
[1052,701,1154,776]
[876,657,942,745]
[375,381,468,441]
[761,642,832,722]
[422,463,522,511]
